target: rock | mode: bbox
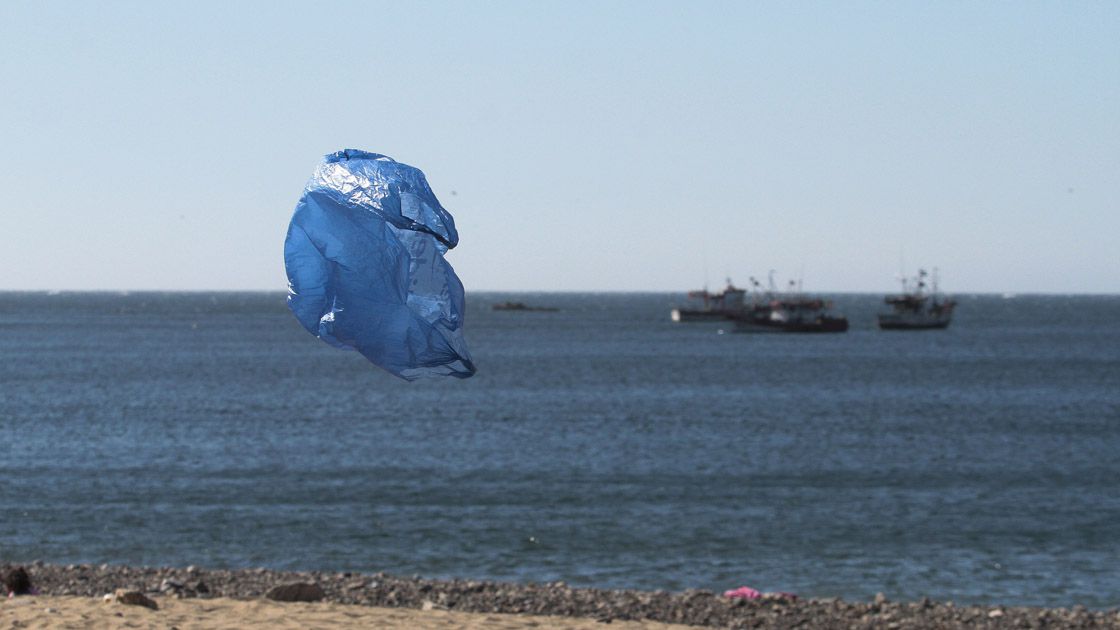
[874,592,888,605]
[160,578,184,592]
[194,580,210,594]
[114,589,159,610]
[3,566,34,596]
[265,582,325,603]
[989,608,1004,618]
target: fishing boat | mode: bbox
[731,298,849,333]
[730,274,848,333]
[670,280,746,322]
[877,269,955,330]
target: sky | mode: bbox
[1,1,1117,293]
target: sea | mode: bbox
[1,292,1117,608]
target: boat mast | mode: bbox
[749,276,763,305]
[898,248,908,294]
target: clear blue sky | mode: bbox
[1,1,1116,293]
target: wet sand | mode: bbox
[2,596,693,630]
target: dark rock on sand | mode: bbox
[3,566,34,596]
[113,589,159,610]
[266,582,326,602]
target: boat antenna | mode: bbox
[768,269,776,294]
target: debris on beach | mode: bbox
[723,585,798,601]
[284,149,475,380]
[106,589,158,610]
[724,585,761,600]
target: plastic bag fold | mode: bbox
[284,149,475,380]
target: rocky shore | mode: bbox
[5,562,1118,628]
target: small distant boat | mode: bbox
[878,269,955,330]
[671,280,746,322]
[492,301,559,312]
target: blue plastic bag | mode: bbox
[284,149,475,380]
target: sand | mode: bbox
[8,564,1120,628]
[1,595,696,630]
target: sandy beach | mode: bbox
[1,596,694,630]
[4,563,1119,629]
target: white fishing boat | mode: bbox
[670,280,746,322]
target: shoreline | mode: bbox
[4,563,1118,628]
[1,596,697,630]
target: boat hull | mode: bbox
[671,309,732,322]
[731,315,849,334]
[877,314,952,330]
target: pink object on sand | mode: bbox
[723,586,762,599]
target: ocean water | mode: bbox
[0,291,1117,608]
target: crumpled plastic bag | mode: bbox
[723,586,797,601]
[723,586,761,600]
[284,149,475,380]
